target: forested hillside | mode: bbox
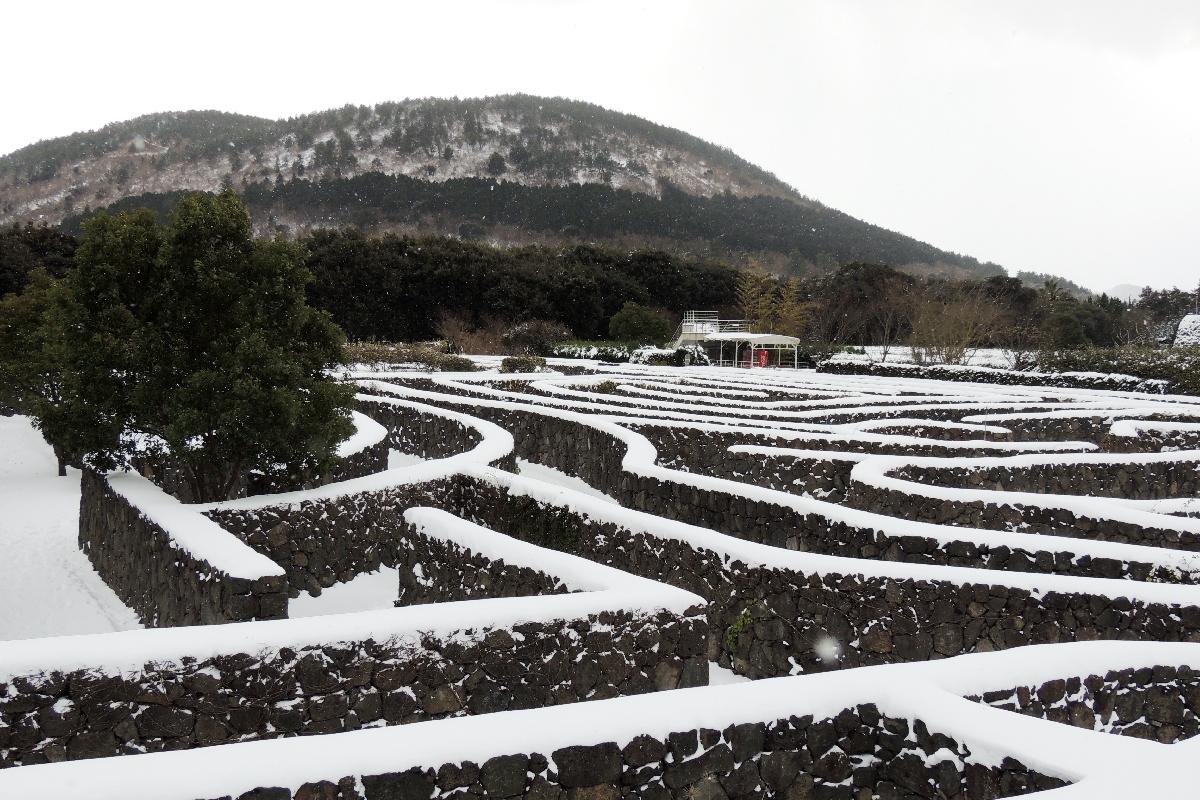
[62,176,1001,277]
[5,96,999,278]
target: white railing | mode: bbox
[674,311,753,343]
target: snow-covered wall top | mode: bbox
[5,642,1200,799]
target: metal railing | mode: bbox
[672,311,753,344]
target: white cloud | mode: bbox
[4,0,1198,291]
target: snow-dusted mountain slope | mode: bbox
[0,95,1001,277]
[0,96,799,228]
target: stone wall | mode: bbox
[207,400,514,597]
[357,397,515,472]
[209,482,446,598]
[199,400,1200,684]
[634,424,1019,471]
[421,404,1178,583]
[898,458,1200,500]
[968,664,1200,744]
[1002,415,1200,446]
[844,479,1200,562]
[443,478,1200,680]
[207,708,1067,800]
[0,607,704,769]
[77,470,288,628]
[1105,429,1200,454]
[12,473,706,770]
[193,463,1200,686]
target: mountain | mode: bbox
[2,95,1002,278]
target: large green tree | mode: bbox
[56,190,354,501]
[609,302,671,345]
[0,268,115,474]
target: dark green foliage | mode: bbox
[1043,300,1122,349]
[1036,347,1200,395]
[0,268,86,472]
[804,262,916,345]
[499,355,548,373]
[56,190,355,501]
[553,342,632,362]
[0,223,77,297]
[300,228,736,342]
[608,302,671,345]
[1127,286,1200,345]
[61,191,207,236]
[458,222,486,240]
[632,347,702,367]
[487,152,507,175]
[503,494,582,553]
[419,352,477,372]
[1016,271,1094,299]
[235,172,993,272]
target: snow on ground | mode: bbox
[516,458,619,503]
[0,416,142,641]
[288,567,401,618]
[831,347,1016,368]
[8,365,1200,795]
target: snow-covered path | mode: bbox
[0,415,141,641]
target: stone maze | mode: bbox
[4,362,1200,798]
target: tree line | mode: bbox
[302,228,738,342]
[734,261,1197,361]
[15,212,1197,359]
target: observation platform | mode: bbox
[670,310,802,367]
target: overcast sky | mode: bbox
[5,1,1198,293]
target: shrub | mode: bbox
[1035,347,1200,395]
[629,345,709,367]
[342,341,477,372]
[437,312,506,355]
[502,320,572,356]
[458,222,486,241]
[421,352,477,372]
[499,355,548,373]
[609,302,671,345]
[553,341,630,362]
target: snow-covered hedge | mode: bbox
[552,344,710,366]
[552,343,631,362]
[630,345,709,367]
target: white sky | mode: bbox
[4,1,1198,293]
